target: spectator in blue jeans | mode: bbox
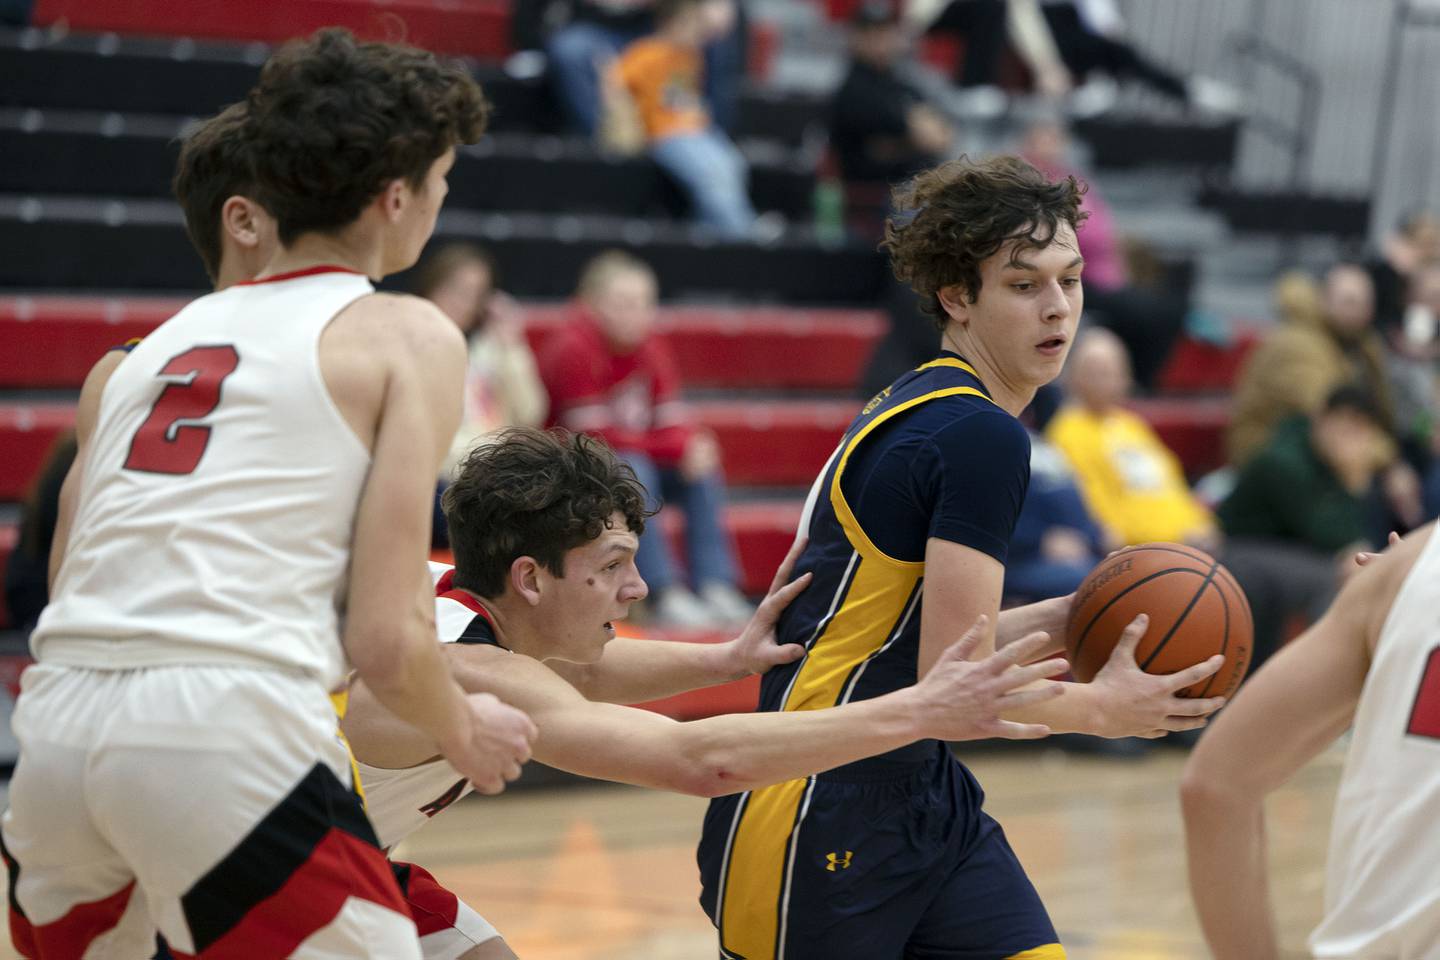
[604,0,757,237]
[520,0,747,136]
[538,251,753,627]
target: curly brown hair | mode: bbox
[442,428,653,598]
[244,28,489,246]
[172,103,254,283]
[883,155,1087,331]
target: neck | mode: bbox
[468,591,546,660]
[943,328,1035,416]
[262,229,386,283]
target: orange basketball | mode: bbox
[1064,543,1253,699]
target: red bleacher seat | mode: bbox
[30,0,512,59]
[1155,331,1261,394]
[0,297,885,394]
[0,405,75,503]
[0,523,16,629]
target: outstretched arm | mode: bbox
[548,539,811,703]
[1180,528,1421,959]
[345,618,1067,796]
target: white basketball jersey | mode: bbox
[33,267,375,690]
[1310,528,1440,959]
[360,563,492,850]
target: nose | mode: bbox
[1041,279,1072,324]
[623,569,649,604]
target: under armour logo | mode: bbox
[825,851,853,872]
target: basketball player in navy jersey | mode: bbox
[1184,520,1440,959]
[4,31,534,960]
[695,156,1231,960]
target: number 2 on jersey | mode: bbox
[1407,647,1440,740]
[124,345,240,475]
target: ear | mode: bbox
[509,556,543,607]
[378,178,408,225]
[221,196,261,249]
[936,284,971,326]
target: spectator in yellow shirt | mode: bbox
[1046,328,1218,549]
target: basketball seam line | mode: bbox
[1194,571,1234,699]
[1071,566,1208,664]
[1138,559,1219,672]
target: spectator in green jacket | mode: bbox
[1218,384,1384,668]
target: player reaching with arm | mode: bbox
[343,427,1068,837]
[693,156,1227,960]
[3,31,532,960]
[1183,524,1438,960]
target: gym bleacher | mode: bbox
[0,0,1316,727]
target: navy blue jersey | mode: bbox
[701,354,1046,960]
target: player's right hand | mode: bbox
[914,616,1070,742]
[440,692,539,796]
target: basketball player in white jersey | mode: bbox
[2,30,536,960]
[1183,516,1440,958]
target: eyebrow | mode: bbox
[1006,256,1086,272]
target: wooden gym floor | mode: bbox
[0,742,1342,959]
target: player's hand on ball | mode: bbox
[915,616,1069,742]
[443,692,539,796]
[1088,614,1227,738]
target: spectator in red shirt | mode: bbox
[539,251,752,627]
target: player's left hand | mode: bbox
[724,536,811,678]
[1087,614,1228,739]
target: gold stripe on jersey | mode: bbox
[829,384,993,566]
[1006,945,1066,958]
[329,689,366,805]
[719,361,998,958]
[719,778,810,959]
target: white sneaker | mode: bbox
[653,587,717,628]
[700,582,755,626]
[1068,77,1118,118]
[1188,75,1244,117]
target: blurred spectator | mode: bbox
[1021,116,1185,387]
[4,431,76,635]
[604,0,757,237]
[1385,263,1440,470]
[919,0,1071,101]
[1367,210,1440,333]
[514,0,748,137]
[1217,386,1383,665]
[830,3,954,189]
[538,251,751,627]
[1046,328,1217,549]
[413,244,547,475]
[918,0,1235,116]
[1227,265,1396,469]
[1005,432,1105,603]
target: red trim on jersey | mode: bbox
[391,861,461,938]
[165,829,406,959]
[434,569,493,623]
[234,265,365,286]
[11,881,135,959]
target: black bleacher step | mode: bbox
[1197,186,1371,238]
[1,29,827,149]
[0,196,887,304]
[0,118,817,219]
[1073,115,1240,170]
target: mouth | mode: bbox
[1036,335,1068,356]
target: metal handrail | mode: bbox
[1230,32,1321,190]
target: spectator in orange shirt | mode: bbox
[605,0,758,237]
[539,251,753,627]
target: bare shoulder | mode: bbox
[335,292,464,360]
[76,347,131,437]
